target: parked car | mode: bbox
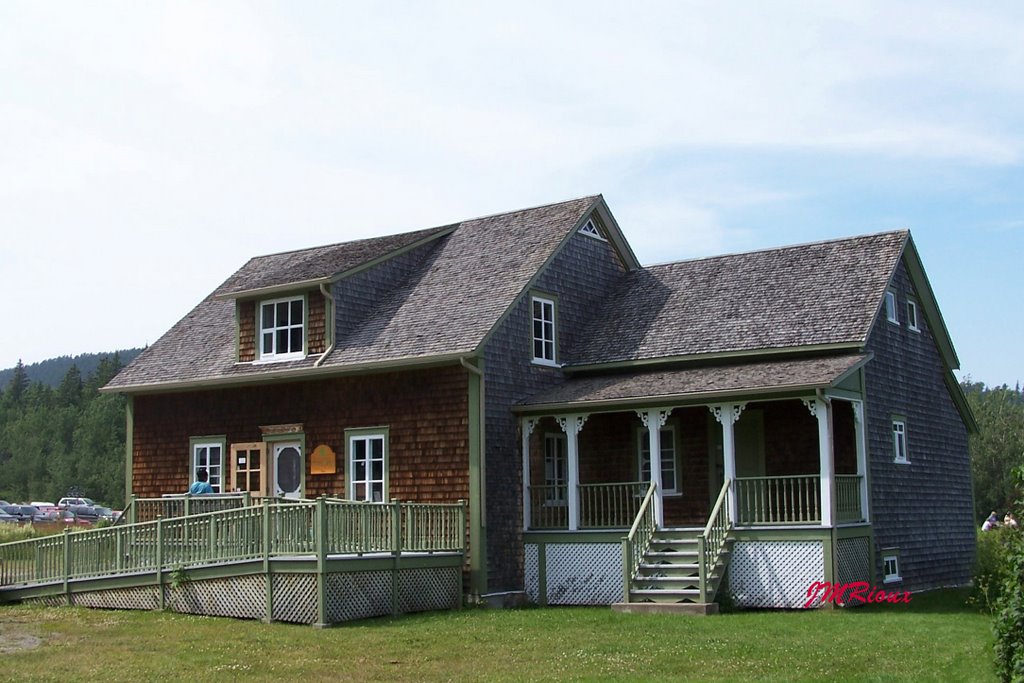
[2,505,48,523]
[93,506,116,522]
[64,505,100,524]
[0,509,18,524]
[58,497,96,509]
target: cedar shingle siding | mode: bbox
[864,259,974,591]
[131,366,469,505]
[482,229,627,591]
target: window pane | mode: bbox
[533,300,542,317]
[262,304,274,330]
[371,438,383,459]
[290,327,302,352]
[277,302,290,325]
[355,461,366,479]
[291,299,303,323]
[533,320,543,337]
[263,332,273,354]
[534,340,544,358]
[371,461,383,480]
[277,329,289,352]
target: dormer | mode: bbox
[236,288,329,363]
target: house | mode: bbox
[102,194,976,611]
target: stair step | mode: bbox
[639,563,699,573]
[645,551,698,561]
[633,578,701,589]
[629,589,702,603]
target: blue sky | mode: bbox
[1,1,1021,387]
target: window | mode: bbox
[259,296,305,361]
[892,419,908,463]
[883,553,901,583]
[543,434,567,504]
[191,438,225,493]
[230,443,266,496]
[348,430,387,502]
[531,295,557,365]
[884,290,899,324]
[638,426,678,494]
[906,299,920,332]
[578,218,604,240]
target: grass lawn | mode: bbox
[0,589,995,682]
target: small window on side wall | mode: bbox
[884,290,899,325]
[531,295,557,366]
[907,299,920,332]
[883,553,901,583]
[892,419,908,463]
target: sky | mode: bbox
[1,1,1021,388]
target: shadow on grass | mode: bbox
[851,586,983,615]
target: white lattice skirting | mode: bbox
[525,542,622,605]
[24,566,460,625]
[729,541,825,609]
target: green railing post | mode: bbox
[262,498,272,623]
[116,529,124,572]
[621,537,632,603]
[155,517,165,610]
[315,497,328,627]
[391,500,402,615]
[697,536,708,603]
[62,528,71,605]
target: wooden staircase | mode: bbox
[614,527,731,615]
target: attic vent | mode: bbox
[578,219,604,240]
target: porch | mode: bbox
[520,397,870,533]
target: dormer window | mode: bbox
[259,296,305,361]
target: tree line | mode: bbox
[965,380,1024,522]
[0,356,127,508]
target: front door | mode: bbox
[273,441,303,499]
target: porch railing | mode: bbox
[735,475,821,525]
[835,475,865,523]
[121,493,255,525]
[580,482,646,529]
[0,498,466,589]
[698,478,732,603]
[620,480,657,602]
[528,485,568,529]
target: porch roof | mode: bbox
[514,353,869,413]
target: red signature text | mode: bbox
[803,581,912,608]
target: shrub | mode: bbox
[973,527,1016,610]
[992,529,1024,682]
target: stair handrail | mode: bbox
[698,478,732,603]
[620,479,657,603]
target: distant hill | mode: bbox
[0,349,144,389]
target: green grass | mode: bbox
[0,589,995,682]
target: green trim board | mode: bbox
[523,531,629,544]
[466,359,487,598]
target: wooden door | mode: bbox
[229,443,267,496]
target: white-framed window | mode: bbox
[892,419,909,463]
[883,553,901,583]
[531,295,557,366]
[907,299,920,332]
[578,218,605,240]
[347,430,387,502]
[191,437,225,493]
[884,290,899,324]
[638,426,678,494]
[543,433,567,505]
[259,295,305,361]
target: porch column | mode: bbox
[557,414,588,531]
[803,398,834,527]
[521,417,538,531]
[851,401,869,523]
[636,408,671,528]
[709,403,745,524]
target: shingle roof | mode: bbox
[566,231,907,366]
[516,354,870,411]
[105,196,600,391]
[216,226,452,297]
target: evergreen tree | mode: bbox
[6,359,28,405]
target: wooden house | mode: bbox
[102,195,976,611]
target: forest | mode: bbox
[0,356,127,508]
[0,352,1021,518]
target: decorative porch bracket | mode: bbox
[556,414,589,531]
[636,408,672,527]
[709,403,746,525]
[802,397,835,527]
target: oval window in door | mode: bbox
[276,446,301,495]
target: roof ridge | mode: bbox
[454,194,601,225]
[641,228,910,270]
[243,224,452,261]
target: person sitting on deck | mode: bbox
[188,469,214,495]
